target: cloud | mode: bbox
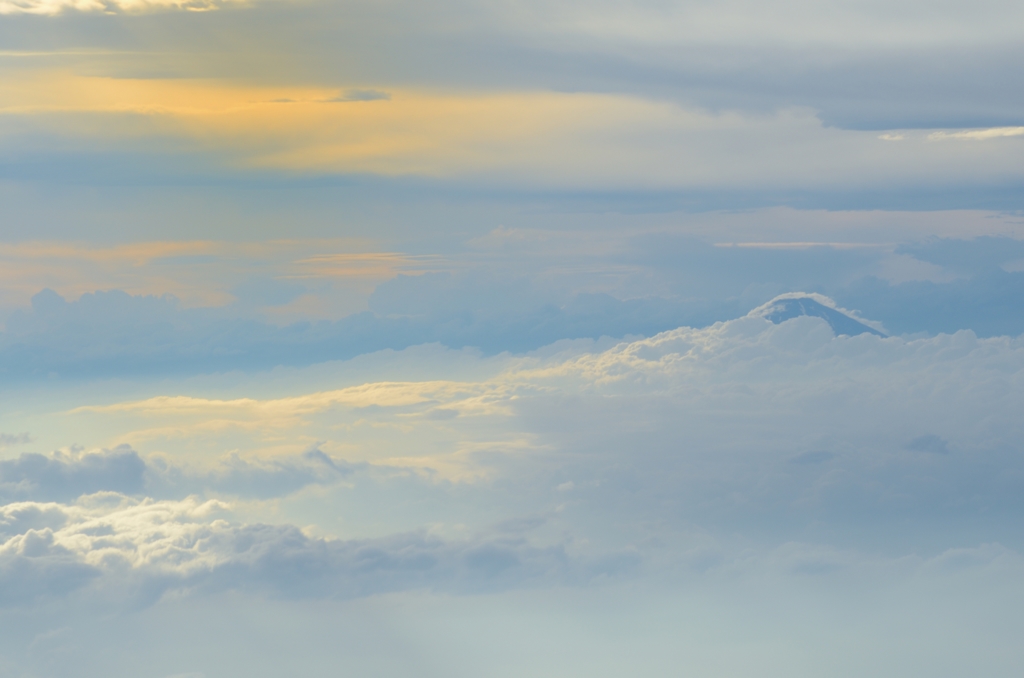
[0,445,364,503]
[0,494,627,608]
[0,239,430,315]
[0,0,240,15]
[4,0,1024,670]
[4,0,1024,142]
[0,433,32,448]
[74,382,494,417]
[5,70,1024,191]
[839,267,1024,336]
[0,527,101,605]
[928,126,1024,141]
[894,236,1024,276]
[7,232,1024,382]
[325,89,391,103]
[0,446,146,503]
[147,446,361,499]
[45,303,1024,543]
[4,291,1024,673]
[0,284,701,379]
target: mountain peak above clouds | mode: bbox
[750,294,887,337]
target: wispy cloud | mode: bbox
[713,242,888,249]
[6,73,1024,190]
[0,433,32,448]
[0,0,241,16]
[928,126,1024,141]
[71,381,499,417]
[0,240,434,313]
[324,89,392,103]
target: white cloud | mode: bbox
[0,492,628,608]
[928,126,1024,141]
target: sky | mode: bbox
[1,0,1024,676]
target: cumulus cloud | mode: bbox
[0,482,1015,611]
[4,292,1024,677]
[0,494,626,608]
[41,300,1024,552]
[0,446,146,503]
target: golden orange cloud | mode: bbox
[5,69,1024,194]
[0,70,720,184]
[0,239,439,313]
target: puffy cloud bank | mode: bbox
[0,493,633,609]
[11,300,1024,575]
[3,297,1024,675]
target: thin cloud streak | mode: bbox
[928,126,1024,141]
[0,0,242,15]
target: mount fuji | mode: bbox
[751,295,887,337]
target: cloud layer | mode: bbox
[0,485,642,616]
[4,296,1024,674]
[16,304,1024,545]
[6,233,1024,382]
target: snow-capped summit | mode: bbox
[749,294,886,337]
